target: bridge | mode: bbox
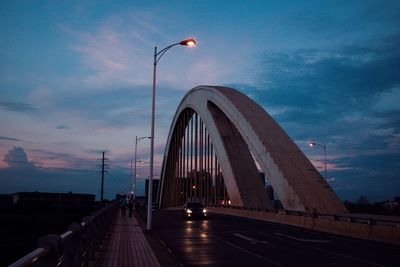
[158,86,346,213]
[9,86,400,266]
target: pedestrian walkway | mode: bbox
[94,211,161,267]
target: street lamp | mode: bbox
[133,136,151,198]
[309,142,327,180]
[148,38,197,231]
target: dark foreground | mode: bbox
[0,203,100,266]
[143,209,399,267]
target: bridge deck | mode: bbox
[94,211,160,267]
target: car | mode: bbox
[182,202,207,219]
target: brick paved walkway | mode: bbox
[94,211,160,267]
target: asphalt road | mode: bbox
[149,209,399,267]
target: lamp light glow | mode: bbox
[180,38,196,46]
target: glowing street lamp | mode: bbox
[148,38,197,231]
[309,141,328,180]
[180,39,196,46]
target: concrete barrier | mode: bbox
[208,206,400,246]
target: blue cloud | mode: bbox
[331,153,400,202]
[256,36,400,120]
[234,34,400,141]
[0,102,37,113]
[374,111,400,134]
[0,136,22,142]
[56,125,70,130]
[3,147,37,170]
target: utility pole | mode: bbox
[98,151,109,202]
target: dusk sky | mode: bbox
[1,1,399,202]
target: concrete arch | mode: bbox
[159,86,347,214]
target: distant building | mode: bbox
[0,194,13,206]
[12,192,95,206]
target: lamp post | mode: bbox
[148,38,196,231]
[309,142,327,180]
[133,136,151,198]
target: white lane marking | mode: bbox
[274,232,333,244]
[234,233,257,244]
[210,234,285,267]
[234,233,274,247]
[265,232,387,267]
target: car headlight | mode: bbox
[203,209,207,213]
[186,209,192,214]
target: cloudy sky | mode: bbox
[1,1,399,202]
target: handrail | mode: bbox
[210,204,400,228]
[9,200,119,267]
[60,230,73,240]
[9,248,50,267]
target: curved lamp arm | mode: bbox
[154,39,196,65]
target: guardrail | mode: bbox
[9,200,119,267]
[211,204,400,228]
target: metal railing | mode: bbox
[210,204,400,228]
[9,201,119,267]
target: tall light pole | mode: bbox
[309,142,327,180]
[133,136,151,198]
[148,38,196,231]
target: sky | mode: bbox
[1,1,399,202]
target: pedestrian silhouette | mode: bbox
[120,197,127,216]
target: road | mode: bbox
[148,209,399,267]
